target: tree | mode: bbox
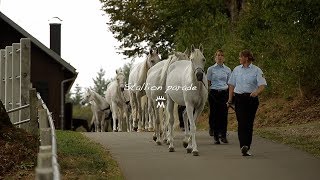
[100,0,229,59]
[122,61,133,83]
[72,84,83,105]
[93,68,108,96]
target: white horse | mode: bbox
[145,50,189,145]
[105,69,131,132]
[165,45,208,156]
[89,101,112,132]
[128,49,161,132]
[80,88,110,132]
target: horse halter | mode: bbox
[194,67,204,74]
[194,67,206,88]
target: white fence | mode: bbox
[0,38,32,128]
[0,38,60,179]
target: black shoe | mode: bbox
[214,137,220,144]
[220,137,229,144]
[241,146,251,156]
[209,129,214,136]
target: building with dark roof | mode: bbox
[0,11,78,129]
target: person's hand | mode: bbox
[250,91,258,97]
[226,101,232,107]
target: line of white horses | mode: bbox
[80,45,208,156]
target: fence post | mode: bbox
[35,168,53,180]
[40,128,52,146]
[39,109,49,129]
[20,38,31,130]
[28,88,38,135]
[0,49,5,102]
[5,46,13,121]
[12,43,21,127]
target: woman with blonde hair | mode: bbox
[207,49,231,144]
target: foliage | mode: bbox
[100,0,320,97]
[71,84,83,105]
[92,68,109,97]
[72,104,92,122]
[122,61,133,83]
[224,0,320,97]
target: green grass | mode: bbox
[56,130,124,179]
[255,122,320,158]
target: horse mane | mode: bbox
[137,54,150,84]
[160,51,189,86]
[91,90,109,109]
[159,55,174,86]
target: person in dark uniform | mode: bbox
[207,49,231,144]
[227,49,267,156]
[178,105,186,131]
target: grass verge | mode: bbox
[255,122,320,157]
[56,130,124,179]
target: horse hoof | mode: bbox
[153,136,157,142]
[113,130,118,132]
[169,147,175,152]
[156,141,162,145]
[148,127,154,132]
[137,129,143,132]
[192,151,199,156]
[133,127,138,131]
[183,142,188,148]
[186,148,192,153]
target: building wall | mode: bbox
[0,18,75,128]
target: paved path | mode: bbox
[85,131,320,180]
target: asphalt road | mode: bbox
[85,131,320,180]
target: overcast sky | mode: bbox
[1,0,143,92]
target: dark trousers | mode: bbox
[208,89,228,138]
[234,93,259,149]
[178,105,186,128]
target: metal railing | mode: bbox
[35,92,60,180]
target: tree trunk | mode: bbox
[226,0,245,25]
[0,100,13,129]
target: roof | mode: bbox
[0,11,77,74]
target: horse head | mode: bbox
[115,69,126,91]
[190,44,206,81]
[173,48,189,61]
[80,88,93,105]
[146,48,161,69]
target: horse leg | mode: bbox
[148,98,157,142]
[182,109,190,148]
[124,104,130,132]
[147,101,154,132]
[111,102,118,132]
[118,107,123,132]
[100,111,106,132]
[185,103,196,155]
[136,93,143,132]
[155,106,163,145]
[166,95,175,152]
[90,115,95,132]
[130,92,138,131]
[94,112,100,132]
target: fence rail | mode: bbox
[1,38,60,179]
[36,92,60,180]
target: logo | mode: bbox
[156,96,166,108]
